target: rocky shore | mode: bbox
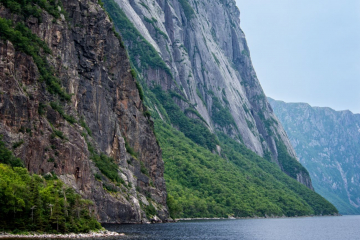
[0,230,124,238]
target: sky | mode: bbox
[235,0,360,113]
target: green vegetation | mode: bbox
[143,110,151,118]
[98,0,104,8]
[152,86,219,151]
[124,138,138,158]
[178,0,194,20]
[139,1,150,11]
[143,17,168,40]
[169,90,188,103]
[145,203,156,218]
[156,120,338,218]
[12,140,24,149]
[0,138,101,233]
[50,102,76,124]
[102,0,171,76]
[79,118,92,136]
[139,84,332,218]
[196,87,207,107]
[85,135,124,184]
[51,129,66,140]
[38,102,46,116]
[0,137,24,167]
[130,68,137,78]
[135,81,145,101]
[103,182,118,192]
[0,164,101,233]
[166,194,181,219]
[140,161,149,176]
[0,18,71,101]
[184,108,208,125]
[276,140,310,180]
[0,0,66,22]
[211,96,237,131]
[257,111,277,135]
[90,150,122,183]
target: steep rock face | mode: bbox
[105,0,312,188]
[268,98,360,214]
[0,0,168,223]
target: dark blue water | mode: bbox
[103,215,360,240]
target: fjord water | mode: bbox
[104,215,360,240]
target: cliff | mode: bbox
[268,98,360,214]
[0,0,339,221]
[103,0,313,188]
[0,0,168,223]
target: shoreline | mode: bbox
[176,214,342,221]
[0,230,124,239]
[0,214,342,238]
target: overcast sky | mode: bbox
[235,0,360,113]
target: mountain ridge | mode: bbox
[268,97,360,214]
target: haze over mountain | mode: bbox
[269,97,360,214]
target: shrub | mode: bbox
[135,81,144,101]
[145,203,156,218]
[91,153,122,183]
[178,0,194,19]
[94,173,102,180]
[0,18,71,101]
[0,137,24,167]
[12,140,24,149]
[54,130,66,140]
[50,102,76,124]
[140,161,148,175]
[124,138,138,157]
[80,118,92,136]
[38,102,46,115]
[143,110,151,118]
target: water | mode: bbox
[103,215,360,240]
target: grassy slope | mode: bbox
[156,120,337,218]
[148,88,337,218]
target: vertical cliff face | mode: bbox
[269,98,360,214]
[104,0,312,188]
[0,0,168,223]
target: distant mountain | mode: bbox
[268,97,360,214]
